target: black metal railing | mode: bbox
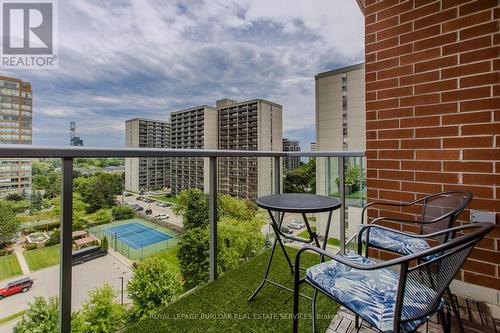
[0,145,364,333]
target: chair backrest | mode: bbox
[419,191,472,243]
[395,222,493,329]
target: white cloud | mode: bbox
[1,0,364,148]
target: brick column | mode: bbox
[364,0,499,290]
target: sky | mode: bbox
[2,0,364,150]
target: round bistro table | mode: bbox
[248,193,341,302]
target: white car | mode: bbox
[155,214,169,220]
[289,220,305,229]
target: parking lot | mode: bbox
[118,196,183,228]
[0,254,132,332]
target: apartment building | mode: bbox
[125,118,170,193]
[314,64,366,240]
[310,142,317,152]
[282,138,300,172]
[0,76,32,197]
[218,99,282,200]
[169,105,218,194]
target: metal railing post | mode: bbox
[338,156,346,255]
[274,156,280,194]
[59,157,73,333]
[208,156,217,281]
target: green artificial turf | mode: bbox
[0,254,23,281]
[125,247,339,333]
[23,245,60,271]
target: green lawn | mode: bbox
[23,245,60,271]
[125,247,339,333]
[148,245,180,268]
[150,196,178,205]
[0,310,26,325]
[296,229,340,247]
[0,254,23,281]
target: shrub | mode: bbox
[81,284,126,333]
[0,248,12,257]
[127,257,182,320]
[24,243,38,251]
[112,205,134,221]
[45,230,60,246]
[100,236,108,251]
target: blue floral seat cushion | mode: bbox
[358,225,432,256]
[306,253,442,333]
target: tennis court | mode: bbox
[88,219,179,259]
[104,222,172,249]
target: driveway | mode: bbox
[0,254,133,332]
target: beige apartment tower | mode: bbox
[170,106,218,194]
[217,99,282,200]
[0,76,32,197]
[315,64,366,240]
[125,118,171,193]
[282,138,301,172]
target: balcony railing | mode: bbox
[0,145,364,333]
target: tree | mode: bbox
[177,218,264,287]
[14,296,85,333]
[173,189,209,230]
[81,284,126,333]
[43,171,61,199]
[177,227,210,287]
[0,201,21,246]
[127,257,182,320]
[112,205,134,221]
[284,158,316,193]
[30,190,43,214]
[5,193,24,201]
[101,236,108,251]
[75,173,123,213]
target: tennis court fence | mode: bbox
[87,224,179,260]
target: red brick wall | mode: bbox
[364,0,499,290]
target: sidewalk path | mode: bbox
[14,250,30,275]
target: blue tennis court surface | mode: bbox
[104,222,172,249]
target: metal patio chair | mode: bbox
[292,222,494,333]
[357,190,472,331]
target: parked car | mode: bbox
[280,227,293,235]
[155,213,169,220]
[145,209,152,215]
[130,204,143,211]
[0,277,34,300]
[136,196,143,201]
[288,220,305,229]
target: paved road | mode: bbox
[118,196,183,228]
[0,254,133,333]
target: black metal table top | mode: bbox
[256,193,341,213]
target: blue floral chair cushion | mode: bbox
[306,253,442,333]
[358,225,432,256]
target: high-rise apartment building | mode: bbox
[314,64,366,240]
[282,138,300,172]
[169,106,218,194]
[0,76,32,197]
[315,63,365,152]
[310,142,317,152]
[125,118,171,193]
[217,99,282,200]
